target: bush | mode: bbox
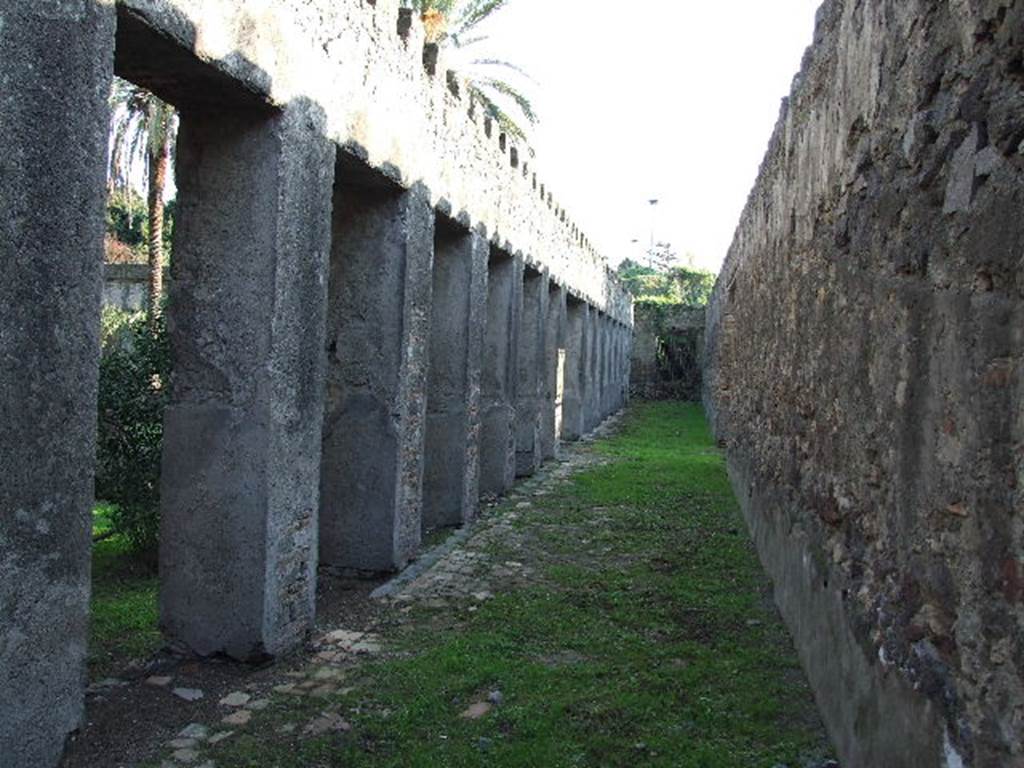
[95,313,170,555]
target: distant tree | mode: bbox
[105,189,147,252]
[402,0,537,141]
[108,77,177,330]
[646,241,678,272]
[617,258,661,296]
[617,248,716,307]
[669,266,716,306]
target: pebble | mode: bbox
[177,724,209,740]
[172,748,199,763]
[303,712,351,736]
[218,691,251,707]
[172,688,204,702]
[459,701,492,720]
[167,738,197,750]
[221,710,252,727]
[207,731,234,745]
[487,690,504,706]
[146,676,173,687]
[248,698,270,711]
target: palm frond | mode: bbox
[477,77,537,124]
[448,32,489,48]
[453,0,508,36]
[468,84,528,142]
[107,77,178,196]
[470,58,536,82]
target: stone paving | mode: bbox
[151,418,621,767]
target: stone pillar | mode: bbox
[604,316,615,416]
[0,6,114,767]
[614,323,626,410]
[622,325,630,409]
[607,320,617,413]
[562,299,589,441]
[320,182,434,573]
[160,103,336,660]
[541,284,567,459]
[479,250,522,495]
[584,308,601,432]
[422,225,488,532]
[598,315,609,418]
[515,267,548,477]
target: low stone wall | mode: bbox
[629,304,705,401]
[103,263,172,313]
[704,2,1024,766]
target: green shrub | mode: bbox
[95,313,170,555]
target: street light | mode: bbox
[647,199,659,266]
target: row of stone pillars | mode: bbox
[0,7,632,766]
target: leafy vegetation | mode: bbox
[617,255,716,307]
[402,0,537,141]
[105,189,175,264]
[201,403,832,768]
[90,504,161,678]
[95,311,170,556]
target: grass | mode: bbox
[89,503,161,678]
[204,402,832,768]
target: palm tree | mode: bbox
[107,77,178,329]
[404,0,538,141]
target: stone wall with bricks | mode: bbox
[704,2,1024,766]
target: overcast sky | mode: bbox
[451,0,822,274]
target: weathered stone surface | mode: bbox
[2,2,635,765]
[704,2,1024,765]
[320,180,434,573]
[583,308,602,432]
[562,300,590,441]
[422,224,488,530]
[0,5,114,768]
[479,250,522,495]
[113,0,632,324]
[515,268,549,477]
[160,100,335,660]
[541,285,568,458]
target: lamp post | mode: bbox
[647,199,659,267]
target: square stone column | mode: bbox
[320,181,435,573]
[598,313,606,417]
[541,284,568,459]
[422,225,489,531]
[0,5,114,767]
[479,250,523,495]
[623,323,633,406]
[613,323,625,410]
[562,299,589,441]
[159,102,336,660]
[584,307,602,432]
[515,267,549,477]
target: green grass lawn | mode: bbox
[205,402,832,768]
[90,503,161,678]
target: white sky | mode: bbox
[452,0,822,274]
